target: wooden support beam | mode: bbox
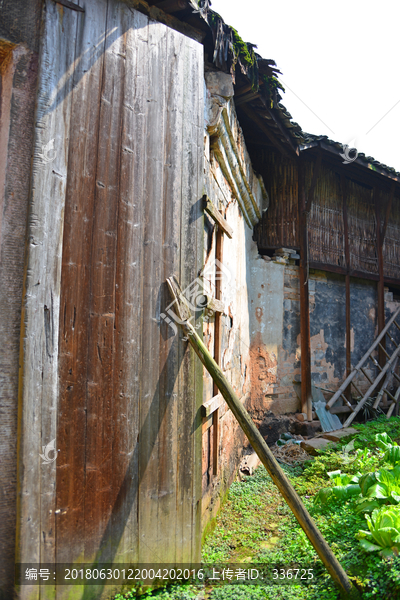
[264,106,300,156]
[343,343,400,427]
[360,366,374,384]
[374,188,386,368]
[330,404,356,415]
[203,196,233,238]
[308,261,400,286]
[204,294,225,314]
[341,176,352,396]
[298,158,313,421]
[237,90,299,156]
[153,0,187,13]
[202,393,224,418]
[325,306,400,411]
[240,104,292,159]
[212,227,224,475]
[126,0,205,43]
[165,276,360,600]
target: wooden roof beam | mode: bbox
[240,104,292,159]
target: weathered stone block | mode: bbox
[321,427,358,442]
[205,71,234,99]
[301,438,336,455]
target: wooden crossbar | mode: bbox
[326,306,400,411]
[343,345,400,427]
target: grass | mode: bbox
[112,416,400,600]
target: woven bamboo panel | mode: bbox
[253,150,299,249]
[307,163,345,267]
[383,190,400,280]
[346,180,378,274]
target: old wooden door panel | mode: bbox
[56,0,109,566]
[176,39,204,564]
[111,5,149,565]
[55,1,204,568]
[17,2,79,592]
[18,0,204,584]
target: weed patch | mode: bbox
[112,417,400,599]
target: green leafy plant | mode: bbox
[357,505,400,558]
[374,432,400,465]
[355,467,400,513]
[375,432,394,450]
[314,470,361,505]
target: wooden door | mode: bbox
[17,1,204,595]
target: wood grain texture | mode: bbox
[110,5,149,566]
[56,0,109,567]
[17,1,204,581]
[138,17,167,564]
[178,36,204,564]
[17,4,79,598]
[204,196,233,238]
[0,5,43,597]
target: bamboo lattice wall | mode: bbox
[307,163,345,267]
[252,150,299,249]
[346,180,378,275]
[383,190,400,280]
[254,151,400,283]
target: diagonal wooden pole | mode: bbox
[166,276,360,600]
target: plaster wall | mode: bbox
[249,260,400,423]
[201,75,262,526]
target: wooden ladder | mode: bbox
[325,306,400,427]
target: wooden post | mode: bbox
[212,227,223,475]
[166,276,361,600]
[375,182,395,372]
[341,176,352,397]
[374,188,386,368]
[298,157,313,421]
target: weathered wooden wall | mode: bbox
[252,150,299,251]
[0,1,43,598]
[254,152,400,284]
[16,1,204,596]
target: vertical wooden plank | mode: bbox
[176,35,204,565]
[56,0,109,566]
[192,44,204,564]
[212,227,223,475]
[155,26,189,565]
[374,188,386,367]
[16,4,78,598]
[345,275,351,375]
[83,0,127,563]
[138,19,167,565]
[341,175,352,385]
[111,7,149,565]
[297,157,312,421]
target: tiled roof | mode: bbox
[154,0,400,177]
[300,133,400,182]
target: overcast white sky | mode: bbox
[210,0,400,172]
